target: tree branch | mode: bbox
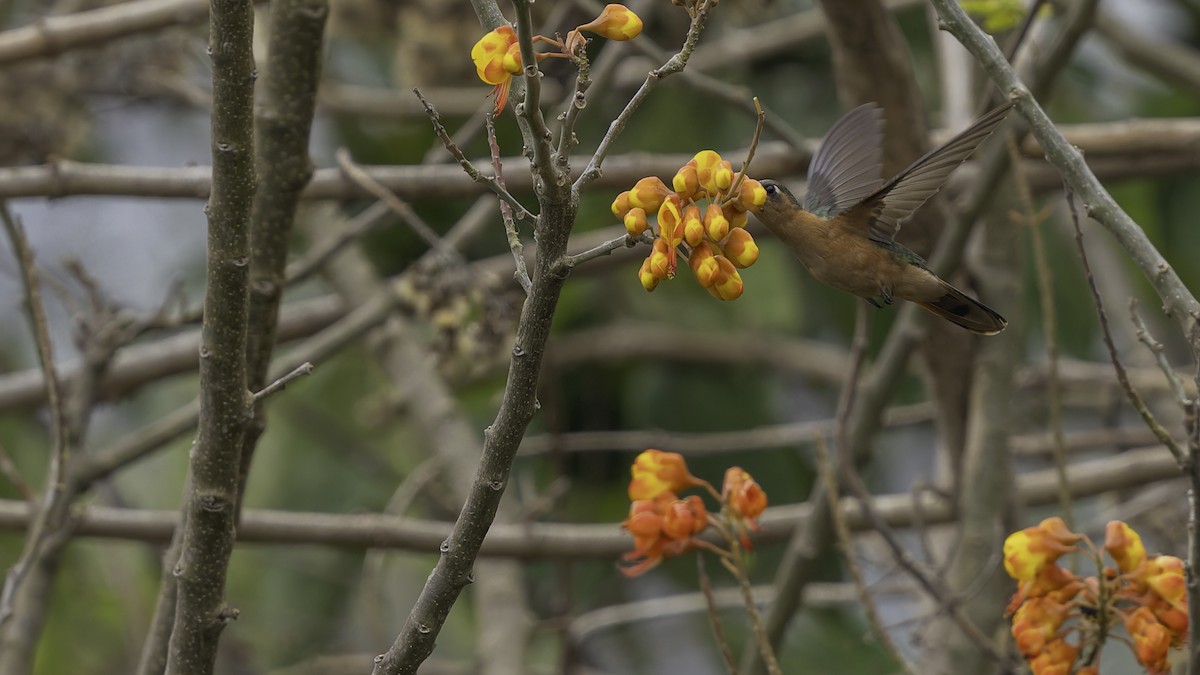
[162,0,257,668]
[0,445,1181,553]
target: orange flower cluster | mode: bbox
[1003,518,1188,675]
[471,5,642,115]
[620,450,767,576]
[612,151,767,301]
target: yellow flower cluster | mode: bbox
[613,151,766,301]
[1003,518,1188,675]
[470,5,643,116]
[620,450,767,576]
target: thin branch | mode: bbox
[510,0,558,196]
[0,204,66,480]
[335,148,462,264]
[839,465,1016,669]
[816,439,911,673]
[0,444,1183,553]
[821,304,911,672]
[519,403,933,456]
[561,231,652,269]
[1066,191,1188,468]
[0,203,69,641]
[724,97,766,203]
[1,121,1199,200]
[249,362,314,406]
[574,0,716,189]
[486,113,531,293]
[1094,9,1200,94]
[0,0,221,66]
[414,88,536,222]
[0,442,32,503]
[1009,137,1073,527]
[696,553,739,675]
[721,538,781,675]
[284,202,393,286]
[1129,299,1192,410]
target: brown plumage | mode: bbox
[755,102,1013,335]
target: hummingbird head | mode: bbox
[755,179,803,231]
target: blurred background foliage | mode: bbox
[0,0,1197,673]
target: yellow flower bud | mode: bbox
[682,205,704,247]
[712,256,743,300]
[611,190,632,218]
[714,160,734,191]
[649,237,674,279]
[703,203,729,242]
[629,449,699,500]
[723,204,749,229]
[692,150,722,196]
[738,178,767,211]
[722,467,767,521]
[629,176,670,212]
[578,4,643,41]
[638,258,660,292]
[1104,520,1146,574]
[624,207,648,236]
[672,163,700,200]
[688,242,720,288]
[722,228,759,268]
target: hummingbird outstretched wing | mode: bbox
[803,104,885,218]
[859,101,1014,242]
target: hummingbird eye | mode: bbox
[764,182,778,196]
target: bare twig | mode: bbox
[335,149,462,264]
[1066,191,1188,468]
[0,203,69,641]
[1,122,1200,201]
[816,438,910,673]
[822,304,911,672]
[1009,137,1073,527]
[250,362,314,406]
[284,202,394,286]
[574,0,716,189]
[0,442,32,503]
[721,538,781,675]
[414,88,536,222]
[510,0,557,194]
[724,98,766,203]
[0,0,220,66]
[519,402,933,456]
[840,465,1015,668]
[561,231,653,269]
[1129,299,1192,409]
[697,554,739,675]
[0,444,1183,553]
[486,113,531,293]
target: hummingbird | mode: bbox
[756,102,1013,335]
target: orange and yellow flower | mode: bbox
[620,494,709,577]
[1005,519,1188,675]
[1125,606,1172,674]
[577,4,643,41]
[1104,520,1146,574]
[1003,517,1083,583]
[618,150,764,300]
[471,25,522,115]
[628,449,699,501]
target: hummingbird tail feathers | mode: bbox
[915,280,1008,335]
